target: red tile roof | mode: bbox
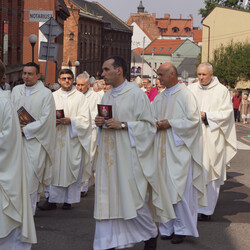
[156,18,192,37]
[193,29,202,43]
[133,48,143,56]
[144,39,184,55]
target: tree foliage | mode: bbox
[199,0,248,18]
[211,41,250,87]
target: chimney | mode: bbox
[152,13,156,21]
[164,13,170,19]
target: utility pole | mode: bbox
[141,36,145,78]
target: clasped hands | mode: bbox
[56,118,71,126]
[156,119,171,130]
[95,116,122,129]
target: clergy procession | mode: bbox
[0,56,237,250]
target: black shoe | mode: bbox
[38,199,57,210]
[81,191,88,197]
[160,233,174,240]
[62,203,72,210]
[198,213,211,221]
[144,233,158,250]
[171,234,186,244]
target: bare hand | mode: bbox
[105,118,123,129]
[59,117,71,125]
[95,116,105,127]
[156,119,171,130]
[201,112,206,121]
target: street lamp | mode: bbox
[28,34,37,63]
[74,60,80,78]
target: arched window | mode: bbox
[172,27,179,33]
[184,27,191,32]
[136,67,141,73]
[131,66,135,73]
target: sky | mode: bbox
[94,0,206,27]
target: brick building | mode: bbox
[23,0,69,84]
[63,0,132,79]
[0,0,24,81]
[127,1,201,51]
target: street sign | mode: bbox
[39,42,58,61]
[39,17,62,42]
[29,10,53,22]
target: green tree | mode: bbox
[211,41,250,88]
[199,0,247,18]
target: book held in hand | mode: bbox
[56,109,65,119]
[17,106,36,125]
[97,104,112,120]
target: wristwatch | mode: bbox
[121,122,126,129]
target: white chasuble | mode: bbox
[0,91,37,243]
[52,88,92,187]
[11,81,56,194]
[188,77,237,185]
[85,89,102,168]
[94,82,175,223]
[152,84,207,207]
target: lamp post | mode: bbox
[74,60,80,79]
[28,34,37,63]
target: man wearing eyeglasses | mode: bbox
[11,62,56,215]
[39,68,92,210]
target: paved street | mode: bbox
[33,123,250,250]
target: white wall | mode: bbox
[131,22,152,50]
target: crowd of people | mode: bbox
[0,56,239,250]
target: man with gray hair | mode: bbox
[188,62,237,221]
[76,71,102,197]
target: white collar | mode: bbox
[199,77,214,90]
[112,80,127,97]
[164,83,179,97]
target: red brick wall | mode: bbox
[0,0,24,81]
[23,0,58,84]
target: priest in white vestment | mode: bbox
[76,72,102,197]
[188,62,237,221]
[0,62,37,249]
[11,62,56,215]
[42,68,92,210]
[94,56,175,250]
[152,63,207,244]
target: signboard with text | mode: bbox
[29,10,53,22]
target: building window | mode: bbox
[161,29,167,33]
[166,47,172,52]
[136,67,141,73]
[184,27,191,32]
[172,27,179,33]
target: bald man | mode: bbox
[152,63,207,244]
[188,63,237,221]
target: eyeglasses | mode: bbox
[60,77,73,81]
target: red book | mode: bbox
[97,104,112,120]
[17,106,36,125]
[56,109,65,119]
